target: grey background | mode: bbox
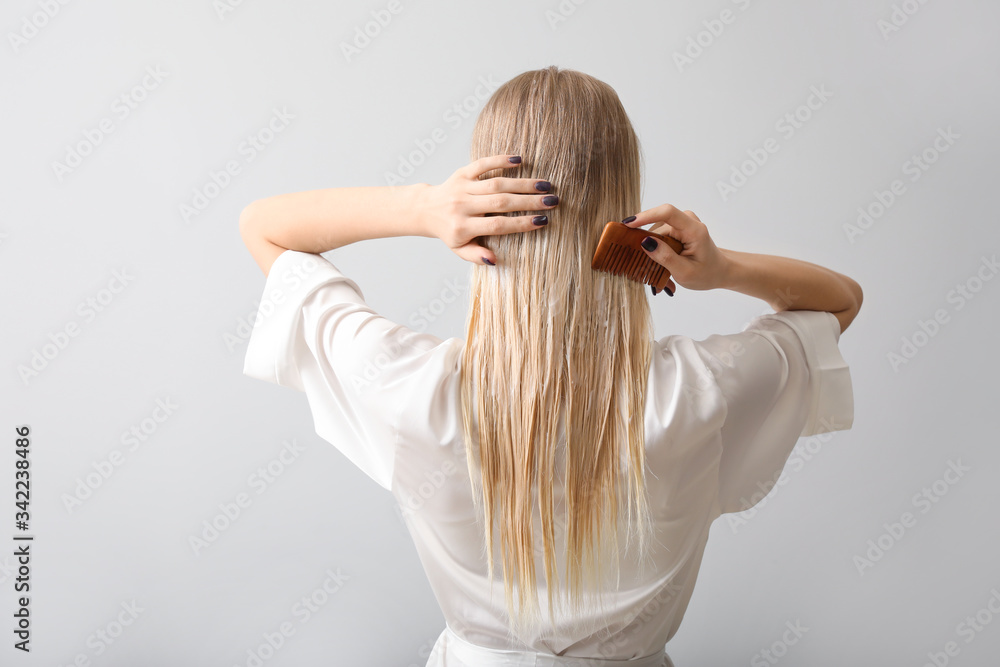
[2,0,998,665]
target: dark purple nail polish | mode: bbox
[535,181,551,192]
[650,285,658,296]
[622,216,637,224]
[508,156,521,164]
[483,257,495,265]
[532,215,548,226]
[542,195,559,206]
[641,236,657,252]
[664,285,674,297]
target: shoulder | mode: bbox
[654,310,842,378]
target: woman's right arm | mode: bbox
[716,249,863,334]
[625,204,863,334]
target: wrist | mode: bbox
[715,248,740,291]
[409,182,435,239]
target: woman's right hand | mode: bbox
[623,205,730,293]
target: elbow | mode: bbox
[848,277,863,314]
[239,201,261,246]
[239,200,257,233]
[833,279,863,335]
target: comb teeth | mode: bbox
[614,242,666,282]
[606,242,666,283]
[591,221,683,290]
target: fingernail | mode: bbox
[622,216,637,224]
[542,195,559,206]
[641,236,657,252]
[664,286,674,297]
[535,181,552,192]
[650,285,658,296]
[532,215,548,226]
[508,156,521,164]
[483,257,495,265]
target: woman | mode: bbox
[240,66,861,666]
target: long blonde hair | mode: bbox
[459,66,656,638]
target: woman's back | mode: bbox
[242,248,854,665]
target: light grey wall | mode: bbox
[3,1,998,665]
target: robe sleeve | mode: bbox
[693,310,855,515]
[242,249,430,493]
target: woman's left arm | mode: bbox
[239,184,429,276]
[239,155,558,277]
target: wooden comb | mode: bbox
[591,221,684,290]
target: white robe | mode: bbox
[243,249,854,666]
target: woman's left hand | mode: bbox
[417,154,559,265]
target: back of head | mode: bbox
[460,66,656,639]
